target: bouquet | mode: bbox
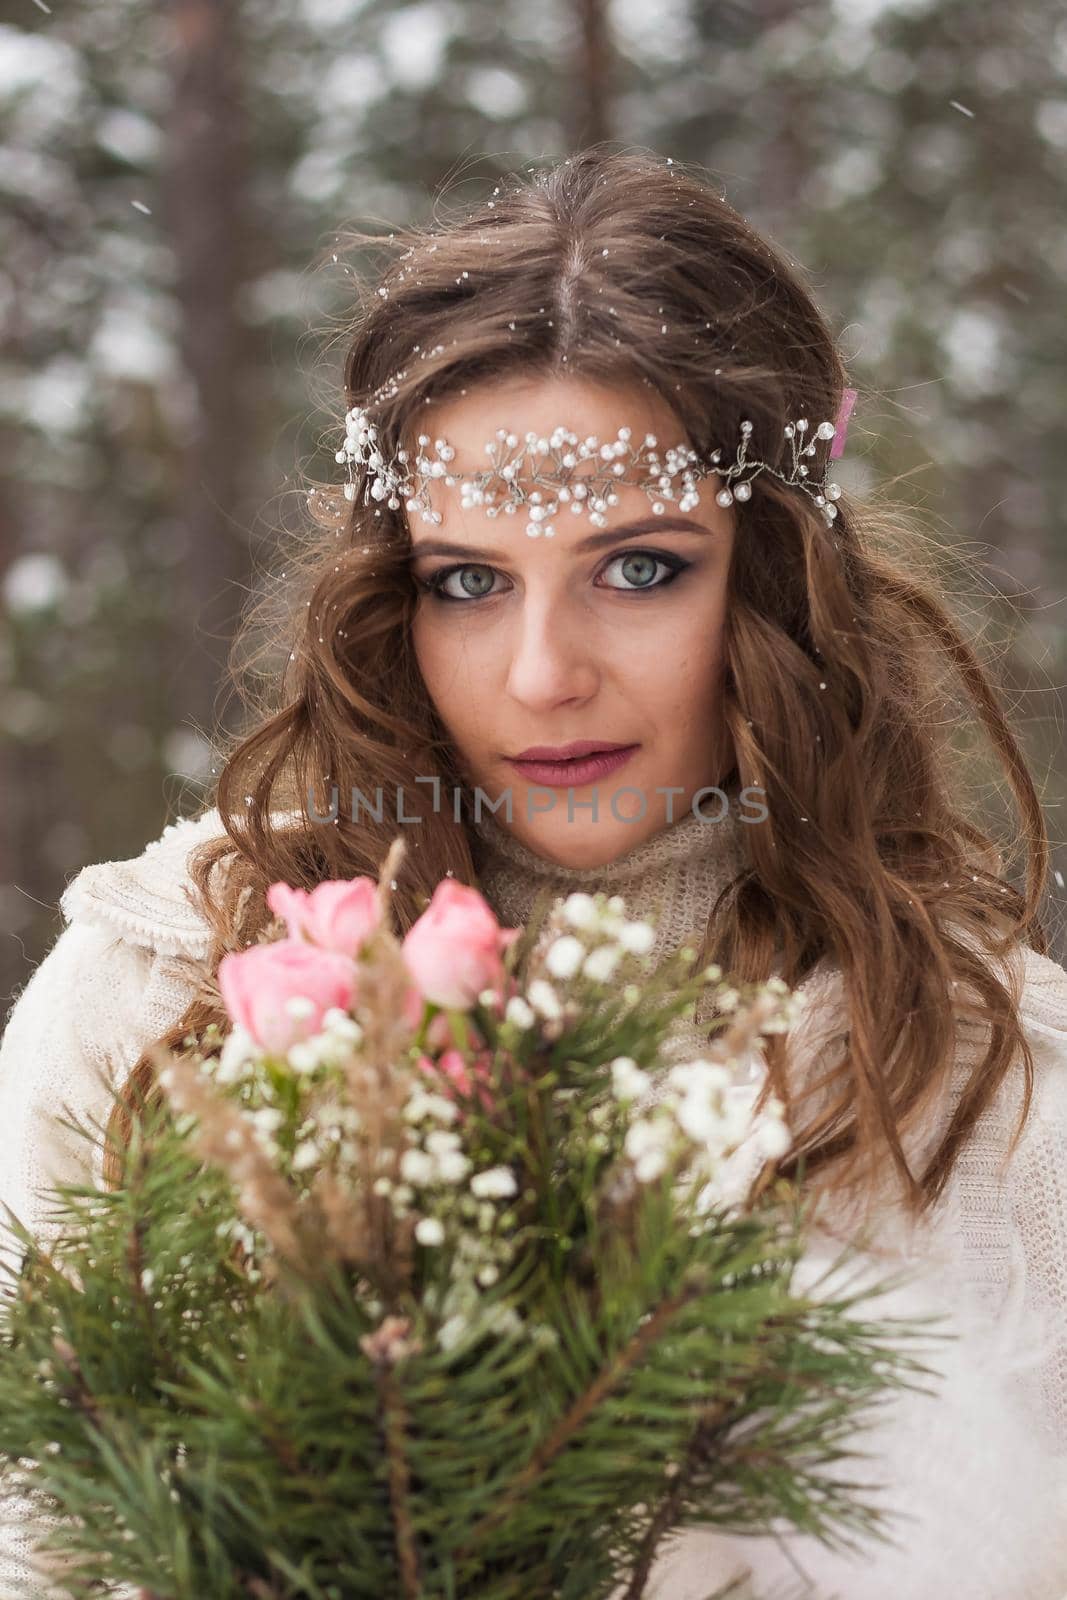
[0,835,944,1600]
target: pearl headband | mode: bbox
[323,387,858,539]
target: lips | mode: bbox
[512,740,636,761]
[505,743,640,788]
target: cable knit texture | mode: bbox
[1,801,1066,1598]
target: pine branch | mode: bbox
[455,1265,712,1560]
[373,1355,421,1598]
[616,1295,808,1600]
[622,1393,740,1598]
[51,1333,105,1432]
[125,1139,184,1393]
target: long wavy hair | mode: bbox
[105,145,1051,1228]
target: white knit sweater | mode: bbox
[2,802,1067,1599]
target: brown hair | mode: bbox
[105,144,1050,1227]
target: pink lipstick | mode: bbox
[506,740,640,788]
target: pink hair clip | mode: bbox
[829,386,858,461]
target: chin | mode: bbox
[526,816,653,869]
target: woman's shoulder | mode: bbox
[1010,941,1067,1041]
[791,932,1067,1051]
[58,803,309,958]
[0,810,243,1252]
[57,807,230,958]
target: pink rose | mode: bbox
[266,877,382,960]
[402,981,427,1033]
[218,940,357,1054]
[401,881,520,1011]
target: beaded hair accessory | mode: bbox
[326,386,858,538]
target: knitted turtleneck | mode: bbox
[467,788,758,1085]
[468,789,750,969]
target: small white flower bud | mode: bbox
[291,1140,321,1172]
[583,945,621,983]
[504,995,536,1029]
[527,978,562,1020]
[617,920,655,956]
[470,1165,517,1199]
[561,892,599,930]
[546,935,585,980]
[400,1148,436,1186]
[610,1056,651,1102]
[284,996,317,1020]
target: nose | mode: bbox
[504,588,600,710]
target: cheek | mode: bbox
[655,612,728,728]
[411,611,491,733]
[411,611,458,717]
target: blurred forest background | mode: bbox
[2,0,1066,1008]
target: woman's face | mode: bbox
[409,374,736,868]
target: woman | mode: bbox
[3,146,1066,1598]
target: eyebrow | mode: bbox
[408,514,713,561]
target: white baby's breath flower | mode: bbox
[404,1090,459,1124]
[583,944,621,983]
[284,996,317,1020]
[477,1263,500,1287]
[716,987,740,1012]
[250,1107,285,1133]
[545,935,585,980]
[675,1089,735,1151]
[617,920,655,956]
[435,1149,472,1184]
[754,1115,791,1158]
[400,1148,437,1187]
[561,891,599,930]
[504,995,536,1029]
[288,1040,324,1075]
[415,1216,445,1247]
[527,978,562,1020]
[723,1089,762,1146]
[291,1140,321,1172]
[702,963,722,982]
[319,1102,362,1134]
[438,1314,469,1352]
[487,1304,523,1339]
[624,1117,675,1183]
[667,1059,732,1097]
[425,1128,462,1155]
[215,1024,261,1084]
[321,1008,363,1044]
[760,991,802,1034]
[610,1056,651,1102]
[470,1165,517,1200]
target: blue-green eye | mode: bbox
[600,551,687,591]
[418,564,499,602]
[415,549,689,604]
